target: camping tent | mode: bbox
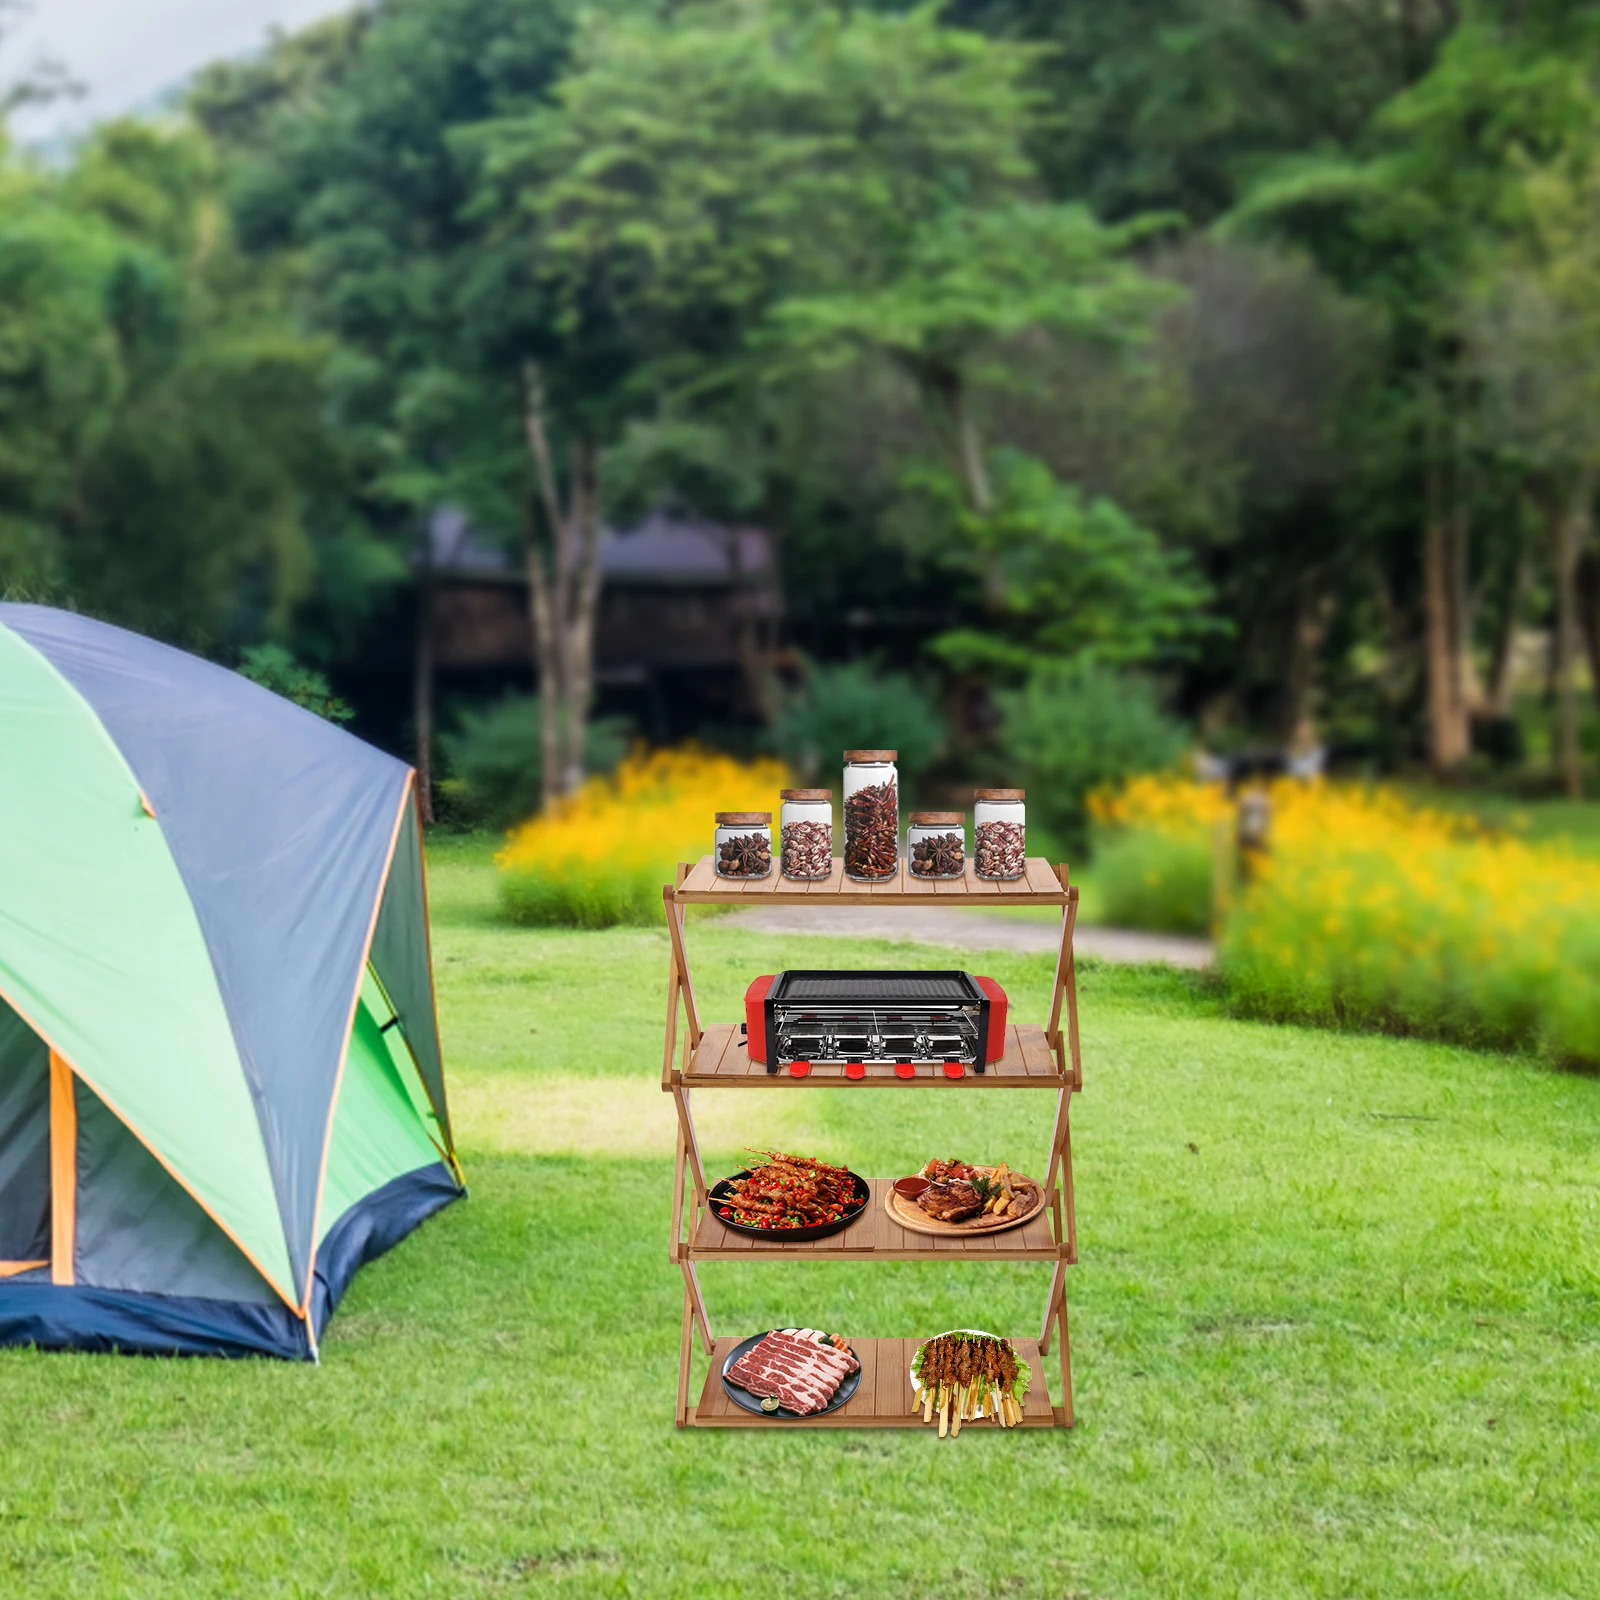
[0,604,463,1359]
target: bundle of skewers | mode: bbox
[912,1332,1029,1436]
[716,1150,861,1229]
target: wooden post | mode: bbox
[1055,1291,1074,1428]
[676,1284,694,1427]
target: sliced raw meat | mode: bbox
[726,1329,858,1415]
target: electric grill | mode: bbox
[743,971,1007,1073]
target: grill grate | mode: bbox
[778,972,975,1004]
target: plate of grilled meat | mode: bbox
[720,1328,862,1418]
[885,1157,1044,1236]
[911,1330,1031,1436]
[710,1149,870,1242]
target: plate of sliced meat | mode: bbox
[720,1328,862,1419]
[885,1158,1045,1237]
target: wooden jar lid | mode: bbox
[779,788,832,801]
[843,750,897,762]
[909,812,963,825]
[715,812,771,825]
[974,788,1025,801]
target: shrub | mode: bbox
[496,745,793,927]
[440,695,631,827]
[997,661,1186,854]
[1095,771,1600,1068]
[236,643,352,723]
[1091,826,1213,935]
[770,659,944,786]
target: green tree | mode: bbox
[0,121,350,644]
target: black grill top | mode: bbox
[770,971,982,1007]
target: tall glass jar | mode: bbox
[780,789,833,879]
[973,789,1026,880]
[843,751,898,880]
[907,812,966,879]
[714,812,773,878]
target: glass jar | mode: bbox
[842,751,898,881]
[907,812,966,879]
[779,789,833,879]
[973,789,1026,880]
[714,812,773,878]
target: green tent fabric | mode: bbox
[0,606,463,1360]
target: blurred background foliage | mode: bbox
[5,0,1600,832]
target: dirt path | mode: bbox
[720,905,1213,967]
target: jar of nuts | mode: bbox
[973,789,1026,880]
[780,789,833,879]
[907,812,965,879]
[714,812,773,878]
[843,751,898,881]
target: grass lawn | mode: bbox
[2,839,1597,1598]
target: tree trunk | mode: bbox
[1576,542,1600,718]
[413,555,435,824]
[1449,462,1482,715]
[924,363,991,517]
[1281,573,1334,754]
[520,362,605,810]
[1552,466,1593,799]
[1423,456,1469,772]
[1487,518,1527,716]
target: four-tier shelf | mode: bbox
[662,854,1082,1429]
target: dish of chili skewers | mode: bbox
[709,1150,870,1242]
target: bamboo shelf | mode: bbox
[663,855,1082,1431]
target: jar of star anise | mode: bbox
[714,812,773,879]
[973,789,1026,880]
[907,812,965,879]
[843,750,898,881]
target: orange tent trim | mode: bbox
[298,772,415,1317]
[49,1051,76,1285]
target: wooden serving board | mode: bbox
[884,1173,1045,1237]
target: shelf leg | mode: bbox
[669,1123,688,1262]
[680,1258,712,1355]
[662,872,702,1054]
[1060,1114,1077,1263]
[1039,1259,1063,1354]
[1056,1289,1074,1428]
[676,1284,693,1427]
[672,1084,709,1211]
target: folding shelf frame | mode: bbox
[662,855,1082,1430]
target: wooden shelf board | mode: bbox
[690,1178,1062,1261]
[674,855,1070,906]
[689,1336,1062,1428]
[677,1021,1066,1088]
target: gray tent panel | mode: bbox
[73,1079,276,1304]
[0,999,49,1262]
[369,799,452,1147]
[0,604,410,1304]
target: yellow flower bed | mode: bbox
[1092,773,1600,1065]
[497,745,793,927]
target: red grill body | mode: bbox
[741,971,1008,1073]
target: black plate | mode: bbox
[720,1331,863,1420]
[708,1168,870,1242]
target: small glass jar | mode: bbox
[842,750,898,881]
[973,789,1026,880]
[907,812,966,879]
[714,812,773,878]
[780,788,833,879]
